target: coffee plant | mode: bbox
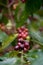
[0,0,43,65]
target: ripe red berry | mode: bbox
[24,42,29,48]
[24,48,28,52]
[25,28,28,32]
[21,32,24,35]
[25,32,28,36]
[21,26,25,31]
[18,34,22,38]
[19,29,22,33]
[18,42,21,46]
[17,28,22,33]
[14,45,19,50]
[18,38,24,42]
[22,34,26,39]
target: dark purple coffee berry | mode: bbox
[20,44,24,49]
[24,42,29,48]
[14,45,19,50]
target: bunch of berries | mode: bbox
[14,26,30,52]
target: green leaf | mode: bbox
[27,49,43,65]
[0,50,43,65]
[25,0,41,14]
[4,51,19,58]
[29,27,43,45]
[16,10,28,28]
[0,16,8,24]
[36,9,43,16]
[14,2,28,28]
[0,31,8,42]
[0,57,24,65]
[0,34,18,51]
[0,0,7,10]
[0,57,18,65]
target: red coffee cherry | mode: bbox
[24,42,29,48]
[23,48,28,52]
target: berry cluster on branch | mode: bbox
[14,26,30,52]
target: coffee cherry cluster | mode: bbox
[14,26,30,52]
